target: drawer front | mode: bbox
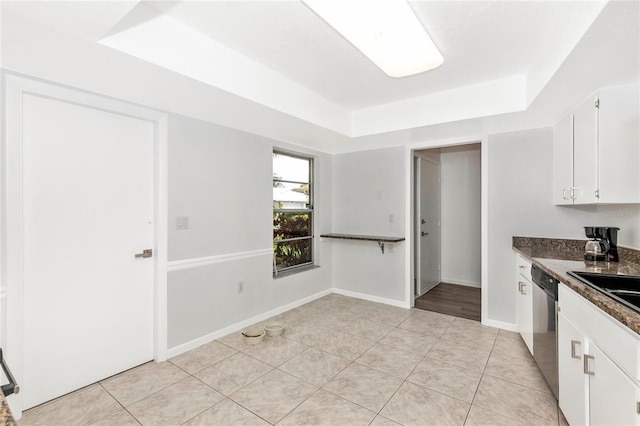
[559,284,640,381]
[516,254,533,282]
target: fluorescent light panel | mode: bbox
[303,0,443,78]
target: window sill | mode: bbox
[273,264,320,279]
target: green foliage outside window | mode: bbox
[273,212,312,269]
[273,151,313,272]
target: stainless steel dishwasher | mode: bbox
[531,264,559,399]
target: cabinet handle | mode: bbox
[518,265,527,269]
[571,187,581,199]
[583,354,594,376]
[570,340,581,359]
[517,282,524,294]
[521,283,527,295]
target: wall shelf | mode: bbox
[320,233,405,254]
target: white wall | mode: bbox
[487,128,640,324]
[167,114,333,349]
[331,147,407,304]
[440,145,481,287]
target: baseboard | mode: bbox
[331,288,410,309]
[167,288,332,358]
[440,278,481,288]
[482,318,518,332]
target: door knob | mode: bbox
[135,249,153,259]
[421,232,429,237]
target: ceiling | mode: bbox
[1,0,638,151]
[146,1,604,110]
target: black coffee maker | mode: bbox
[584,226,619,262]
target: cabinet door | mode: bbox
[558,313,589,426]
[517,278,533,354]
[553,114,574,205]
[588,343,640,426]
[598,84,640,203]
[573,96,599,204]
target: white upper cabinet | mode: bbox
[573,95,599,204]
[553,83,640,205]
[553,114,574,205]
[598,84,640,203]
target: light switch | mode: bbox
[176,216,189,230]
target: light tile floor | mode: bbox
[19,294,568,426]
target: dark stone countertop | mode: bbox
[513,236,640,335]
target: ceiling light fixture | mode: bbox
[302,0,443,78]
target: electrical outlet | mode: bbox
[238,281,244,294]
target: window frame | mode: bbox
[272,150,314,275]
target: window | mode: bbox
[273,151,313,274]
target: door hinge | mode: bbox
[595,189,600,199]
[595,98,600,108]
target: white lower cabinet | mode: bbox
[515,255,533,354]
[558,284,640,425]
[588,344,640,426]
[558,313,588,426]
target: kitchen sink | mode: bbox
[568,271,640,314]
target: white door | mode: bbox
[21,93,155,409]
[417,157,440,296]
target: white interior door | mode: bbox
[417,157,441,295]
[21,93,155,409]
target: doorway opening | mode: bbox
[413,143,481,321]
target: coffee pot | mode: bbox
[584,226,619,262]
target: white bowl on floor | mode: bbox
[242,329,266,345]
[264,323,285,337]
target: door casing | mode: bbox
[1,73,169,417]
[407,139,486,327]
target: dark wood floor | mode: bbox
[415,282,481,321]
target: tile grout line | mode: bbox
[462,331,498,425]
[97,382,142,426]
[469,334,559,425]
[38,295,557,426]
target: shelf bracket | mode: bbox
[378,241,385,254]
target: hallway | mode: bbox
[415,283,481,321]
